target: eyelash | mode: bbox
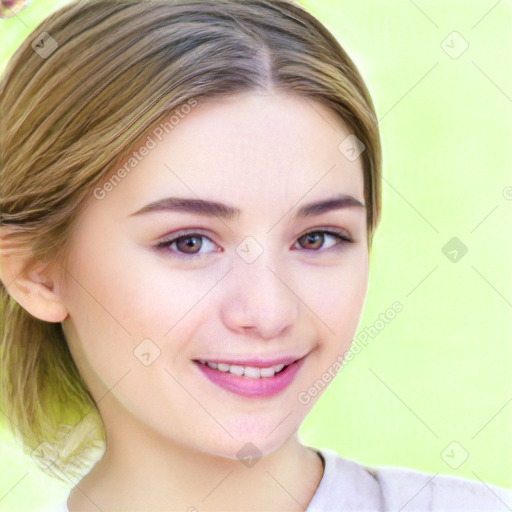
[155,228,354,260]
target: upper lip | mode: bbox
[193,354,306,368]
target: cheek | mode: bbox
[60,238,162,386]
[64,231,189,335]
[61,236,216,380]
[295,251,368,339]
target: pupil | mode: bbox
[179,236,201,253]
[306,233,322,248]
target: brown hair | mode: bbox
[0,0,382,483]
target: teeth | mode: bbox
[243,366,260,378]
[229,365,244,376]
[197,360,289,378]
[259,366,275,378]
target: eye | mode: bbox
[294,228,353,252]
[155,228,354,260]
[156,231,219,260]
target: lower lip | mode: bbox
[194,358,305,398]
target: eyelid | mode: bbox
[157,228,216,245]
[157,226,353,244]
[297,226,353,242]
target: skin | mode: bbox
[1,91,369,511]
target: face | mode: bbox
[58,91,369,460]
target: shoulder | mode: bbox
[374,462,512,511]
[310,447,512,512]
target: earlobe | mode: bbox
[0,229,69,323]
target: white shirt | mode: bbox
[35,447,512,511]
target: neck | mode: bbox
[67,411,324,512]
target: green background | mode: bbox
[1,0,511,509]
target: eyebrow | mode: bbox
[129,194,365,219]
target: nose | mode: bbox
[220,249,300,339]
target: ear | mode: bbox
[0,227,69,323]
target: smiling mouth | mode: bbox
[193,356,306,398]
[193,359,293,379]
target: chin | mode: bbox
[193,414,302,461]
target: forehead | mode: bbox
[97,92,365,218]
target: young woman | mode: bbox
[1,1,510,511]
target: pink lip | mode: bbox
[194,356,306,398]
